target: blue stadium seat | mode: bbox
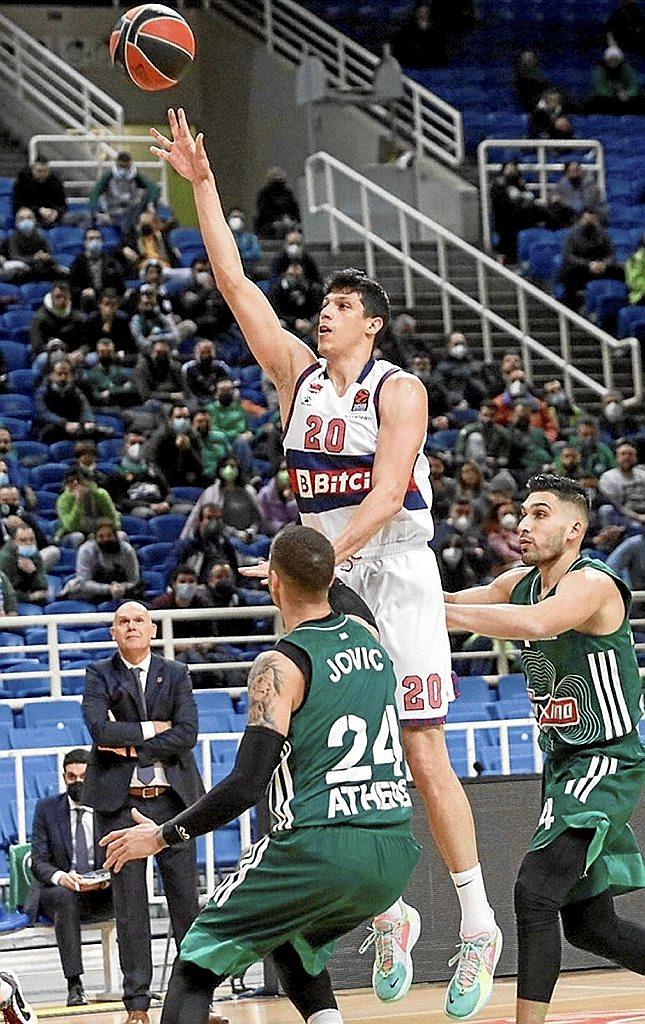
[22,701,83,730]
[49,441,74,461]
[490,699,532,720]
[0,308,32,330]
[618,306,645,341]
[149,514,187,542]
[169,486,203,503]
[7,726,80,750]
[0,344,29,372]
[19,282,50,306]
[16,603,44,618]
[456,675,490,703]
[168,227,203,250]
[214,828,241,869]
[120,515,154,538]
[94,414,124,436]
[198,712,233,734]
[497,673,527,701]
[7,370,36,396]
[446,703,490,724]
[0,706,12,727]
[97,438,124,461]
[23,754,58,799]
[34,490,58,513]
[142,571,164,595]
[30,463,72,488]
[194,692,234,715]
[0,394,33,419]
[138,543,175,568]
[43,600,96,615]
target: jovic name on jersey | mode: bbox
[510,558,643,754]
[270,613,413,828]
[282,358,435,556]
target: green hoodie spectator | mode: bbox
[56,470,120,542]
[625,236,645,305]
[207,382,249,445]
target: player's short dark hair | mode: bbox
[63,748,89,769]
[270,525,335,597]
[324,268,390,346]
[526,474,590,519]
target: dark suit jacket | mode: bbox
[82,652,204,815]
[28,792,105,918]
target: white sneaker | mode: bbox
[0,972,37,1024]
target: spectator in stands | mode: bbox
[529,87,574,140]
[123,210,181,276]
[607,530,645,589]
[0,484,60,570]
[176,503,238,582]
[12,155,68,228]
[0,522,49,604]
[492,368,558,442]
[180,455,264,542]
[271,228,322,286]
[133,339,184,405]
[254,167,300,239]
[560,208,623,310]
[542,378,581,435]
[29,281,86,357]
[435,331,486,408]
[486,500,523,576]
[148,404,204,489]
[407,352,450,419]
[392,1,448,68]
[176,259,233,339]
[588,44,641,112]
[55,469,120,549]
[35,360,97,444]
[151,565,221,678]
[8,208,68,282]
[207,379,254,476]
[551,161,608,227]
[599,390,641,442]
[0,564,17,615]
[69,228,125,311]
[89,151,160,231]
[27,749,112,1009]
[554,444,585,481]
[204,561,246,635]
[129,284,181,353]
[625,232,645,306]
[428,453,457,520]
[227,208,261,272]
[599,442,645,524]
[71,441,110,492]
[269,262,321,333]
[437,531,488,591]
[455,401,510,468]
[491,161,544,263]
[506,402,554,478]
[257,465,298,535]
[455,460,488,514]
[513,50,550,112]
[606,0,645,55]
[111,432,170,519]
[182,339,231,407]
[0,427,27,491]
[574,416,617,478]
[433,497,486,552]
[85,338,138,410]
[67,519,142,604]
[191,410,220,479]
[85,289,137,365]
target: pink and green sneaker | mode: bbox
[444,925,503,1019]
[359,901,421,1003]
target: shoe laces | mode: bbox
[359,918,402,976]
[447,937,487,993]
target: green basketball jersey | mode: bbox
[510,556,644,754]
[268,612,412,831]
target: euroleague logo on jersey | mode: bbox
[352,388,370,412]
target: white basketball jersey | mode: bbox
[282,357,434,557]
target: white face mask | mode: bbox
[450,344,467,360]
[501,513,518,530]
[509,379,524,397]
[127,443,142,460]
[286,243,302,258]
[604,402,623,422]
[442,547,463,567]
[453,515,471,533]
[228,216,244,232]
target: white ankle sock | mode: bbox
[307,1011,343,1024]
[450,863,496,937]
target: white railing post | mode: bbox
[398,208,414,308]
[499,724,511,776]
[412,89,423,160]
[360,184,376,282]
[15,754,26,844]
[161,616,175,661]
[478,143,492,251]
[337,36,347,90]
[324,160,340,254]
[201,737,216,896]
[265,0,275,52]
[47,620,62,699]
[465,727,476,778]
[558,309,573,398]
[436,235,452,334]
[476,260,493,363]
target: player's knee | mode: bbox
[561,902,608,955]
[514,856,559,928]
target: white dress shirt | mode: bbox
[52,798,95,886]
[120,653,169,788]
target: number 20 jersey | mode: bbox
[282,358,435,557]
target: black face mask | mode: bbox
[98,539,120,554]
[1,502,19,516]
[154,356,169,370]
[198,356,213,369]
[219,393,234,407]
[98,356,113,368]
[202,521,222,541]
[212,581,234,601]
[67,781,85,804]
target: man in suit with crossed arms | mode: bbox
[82,601,204,1024]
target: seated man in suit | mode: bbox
[28,748,113,1007]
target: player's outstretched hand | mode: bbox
[150,108,210,185]
[239,560,269,585]
[100,808,167,872]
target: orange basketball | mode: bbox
[109,4,196,92]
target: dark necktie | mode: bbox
[133,666,155,786]
[74,808,90,874]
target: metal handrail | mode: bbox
[209,0,463,166]
[478,139,607,251]
[305,151,643,406]
[28,135,170,206]
[0,12,123,135]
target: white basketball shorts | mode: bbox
[336,543,455,723]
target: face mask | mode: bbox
[98,356,113,367]
[114,165,135,180]
[509,379,524,397]
[154,354,169,369]
[17,544,37,558]
[202,520,222,541]
[286,243,302,258]
[442,547,463,567]
[176,582,196,602]
[98,539,119,554]
[172,417,190,434]
[0,473,8,488]
[501,513,518,530]
[219,392,234,407]
[454,515,471,533]
[67,781,85,804]
[220,464,238,482]
[85,239,102,256]
[604,402,623,422]
[549,391,566,407]
[198,355,213,368]
[276,470,290,489]
[450,344,467,360]
[126,443,142,461]
[195,271,211,286]
[17,219,35,233]
[52,381,71,393]
[228,216,244,232]
[212,581,234,601]
[1,502,19,517]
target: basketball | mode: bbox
[109,4,196,91]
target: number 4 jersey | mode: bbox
[271,612,412,830]
[282,358,434,556]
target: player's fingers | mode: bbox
[196,133,205,152]
[178,107,190,134]
[150,127,172,149]
[168,107,179,136]
[150,147,172,164]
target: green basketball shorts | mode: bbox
[180,823,420,978]
[530,730,645,903]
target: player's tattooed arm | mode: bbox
[246,650,304,736]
